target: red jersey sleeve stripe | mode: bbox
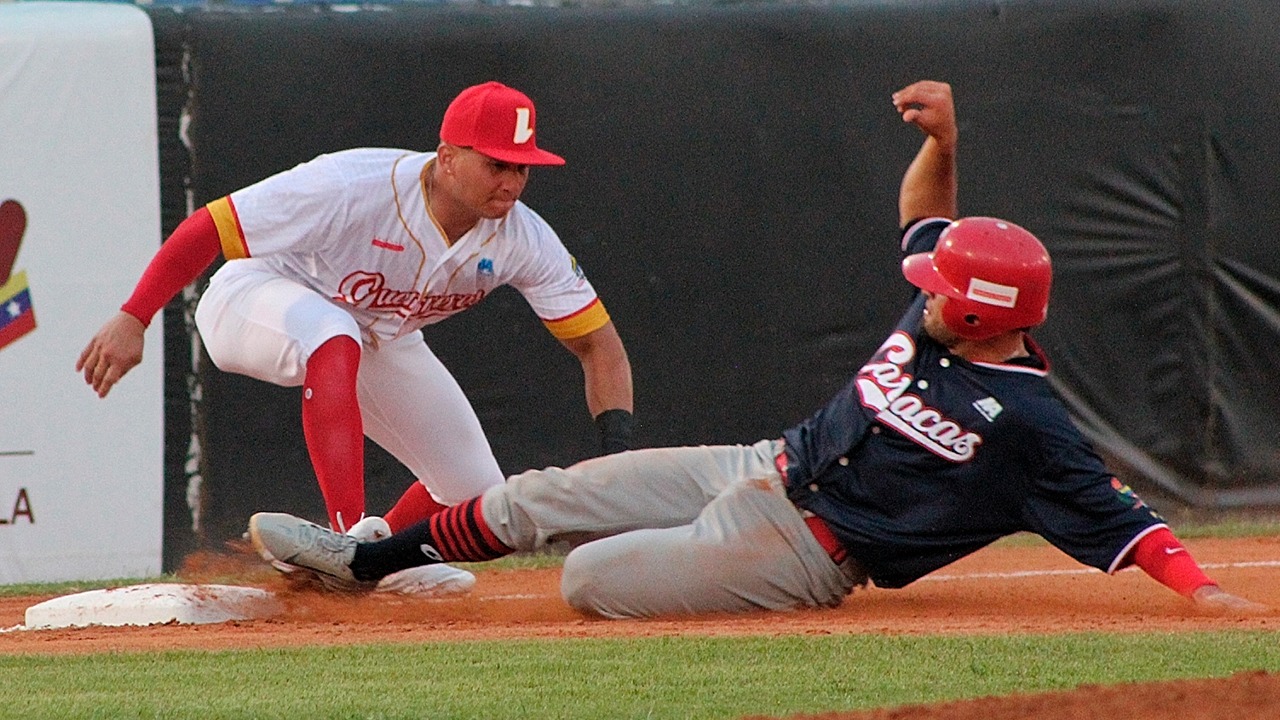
[207,196,250,259]
[542,298,610,340]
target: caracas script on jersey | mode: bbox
[781,218,1166,589]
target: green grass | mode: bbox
[0,632,1275,719]
[0,576,179,599]
[926,517,1280,549]
[1175,518,1280,539]
[2,520,1276,719]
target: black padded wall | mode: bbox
[147,0,1280,552]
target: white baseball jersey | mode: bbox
[205,148,610,344]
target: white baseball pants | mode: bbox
[194,259,505,505]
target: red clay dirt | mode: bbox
[2,535,1278,720]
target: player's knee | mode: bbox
[560,547,598,611]
[560,544,624,617]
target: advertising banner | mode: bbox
[0,3,162,582]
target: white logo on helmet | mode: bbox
[513,107,534,144]
[966,278,1019,308]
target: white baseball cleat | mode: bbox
[375,564,477,597]
[345,515,392,542]
[253,515,391,575]
[340,516,474,597]
[248,512,373,593]
[245,531,300,576]
[249,512,469,597]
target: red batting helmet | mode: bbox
[901,217,1052,340]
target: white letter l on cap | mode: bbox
[513,108,534,144]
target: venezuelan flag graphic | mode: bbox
[0,270,36,351]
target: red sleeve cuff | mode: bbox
[119,207,221,327]
[1128,527,1216,598]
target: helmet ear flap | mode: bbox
[942,298,989,340]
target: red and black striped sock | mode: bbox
[350,497,511,581]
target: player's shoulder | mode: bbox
[996,380,1087,445]
[502,202,561,242]
[305,147,425,173]
[315,147,419,161]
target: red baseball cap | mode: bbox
[439,81,565,166]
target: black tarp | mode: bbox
[146,0,1280,557]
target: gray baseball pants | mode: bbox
[479,438,863,618]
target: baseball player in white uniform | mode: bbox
[77,81,634,596]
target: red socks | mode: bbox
[301,336,364,532]
[1128,527,1216,598]
[384,482,450,533]
[300,338,492,543]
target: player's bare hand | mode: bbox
[892,80,957,150]
[76,311,146,398]
[1191,585,1270,615]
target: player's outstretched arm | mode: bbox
[560,321,635,453]
[76,206,222,398]
[893,80,958,226]
[1128,527,1270,615]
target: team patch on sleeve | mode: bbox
[206,196,250,259]
[543,298,610,340]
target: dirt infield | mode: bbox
[3,535,1278,719]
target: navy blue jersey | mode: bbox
[782,218,1165,589]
